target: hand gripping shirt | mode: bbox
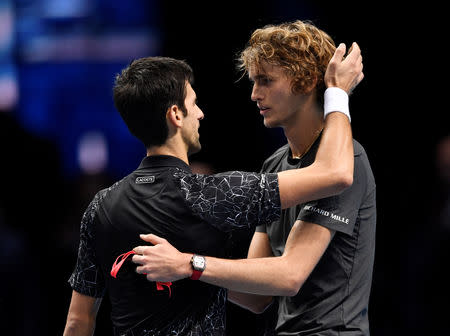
[69,155,280,336]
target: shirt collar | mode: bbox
[137,155,192,173]
[287,132,323,165]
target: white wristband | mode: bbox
[324,87,350,122]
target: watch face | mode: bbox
[192,255,206,270]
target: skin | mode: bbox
[250,62,324,158]
[63,291,102,336]
[147,82,204,163]
[63,42,363,335]
[179,83,203,156]
[131,43,364,314]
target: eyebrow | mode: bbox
[249,74,269,82]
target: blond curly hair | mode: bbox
[239,20,336,95]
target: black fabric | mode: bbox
[69,155,281,335]
[256,137,376,335]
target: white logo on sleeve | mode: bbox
[303,205,349,224]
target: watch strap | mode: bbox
[190,269,203,280]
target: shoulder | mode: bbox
[262,144,289,171]
[266,143,290,162]
[352,139,376,189]
[84,178,125,218]
[172,169,281,231]
[352,139,366,158]
[352,139,373,169]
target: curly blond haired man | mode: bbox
[133,20,375,336]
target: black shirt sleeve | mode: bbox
[68,191,106,298]
[297,153,368,235]
[174,170,281,232]
[254,156,278,234]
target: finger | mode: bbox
[347,43,354,56]
[131,254,145,265]
[357,71,365,83]
[139,233,167,245]
[357,54,363,67]
[136,266,150,276]
[330,43,346,65]
[345,42,361,63]
[133,246,147,255]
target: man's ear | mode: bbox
[166,104,184,128]
[303,75,318,94]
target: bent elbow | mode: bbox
[64,318,82,335]
[282,284,301,297]
[64,314,94,335]
[247,299,273,314]
[283,287,300,297]
[281,275,305,297]
[340,172,353,189]
[333,170,353,193]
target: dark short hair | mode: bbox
[113,57,194,147]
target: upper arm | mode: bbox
[248,232,273,259]
[277,162,351,209]
[67,290,102,319]
[282,220,334,292]
[227,232,274,313]
[64,290,102,336]
[69,193,106,298]
[175,170,281,231]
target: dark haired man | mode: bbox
[64,44,363,335]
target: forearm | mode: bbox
[306,110,354,197]
[178,252,303,296]
[316,111,354,180]
[278,104,353,209]
[134,224,331,301]
[228,290,273,314]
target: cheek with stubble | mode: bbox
[189,128,202,154]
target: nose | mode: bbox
[198,107,204,120]
[251,84,261,102]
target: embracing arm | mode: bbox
[278,112,353,208]
[133,220,333,296]
[227,232,274,313]
[63,291,102,336]
[189,221,332,295]
[278,42,363,208]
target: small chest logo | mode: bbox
[135,176,155,184]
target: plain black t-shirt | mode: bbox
[256,136,376,335]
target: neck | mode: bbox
[284,101,324,159]
[146,138,189,165]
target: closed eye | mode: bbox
[251,75,272,86]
